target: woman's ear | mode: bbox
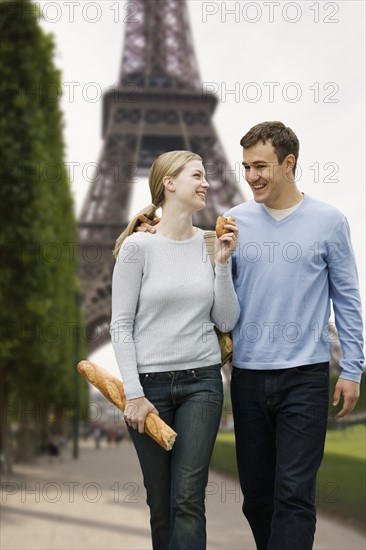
[162,176,175,192]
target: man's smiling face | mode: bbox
[242,140,293,208]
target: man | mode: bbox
[137,121,364,549]
[225,121,363,550]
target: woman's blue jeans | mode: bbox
[231,362,329,550]
[127,364,223,550]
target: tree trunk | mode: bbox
[15,400,36,463]
[0,371,14,474]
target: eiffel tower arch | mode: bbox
[78,0,245,354]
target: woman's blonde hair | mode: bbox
[113,150,202,257]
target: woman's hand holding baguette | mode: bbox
[125,396,159,433]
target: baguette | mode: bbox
[215,216,236,238]
[77,360,177,451]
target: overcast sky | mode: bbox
[38,0,365,375]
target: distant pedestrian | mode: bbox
[93,427,102,449]
[106,428,116,447]
[115,428,125,445]
[47,435,60,463]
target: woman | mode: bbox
[109,150,240,550]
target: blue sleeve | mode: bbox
[327,218,364,382]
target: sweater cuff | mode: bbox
[214,259,232,276]
[125,385,145,400]
[338,359,364,384]
[339,372,362,384]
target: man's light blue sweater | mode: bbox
[226,194,364,382]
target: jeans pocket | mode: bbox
[193,364,222,381]
[139,372,156,387]
[231,366,244,378]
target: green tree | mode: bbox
[0,0,87,470]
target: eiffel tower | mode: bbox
[78,0,245,353]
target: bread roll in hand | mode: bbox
[77,360,177,451]
[216,216,236,238]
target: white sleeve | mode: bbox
[211,260,240,332]
[109,237,145,399]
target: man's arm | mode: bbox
[327,218,364,417]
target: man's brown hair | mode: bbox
[240,121,299,175]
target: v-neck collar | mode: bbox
[260,194,307,227]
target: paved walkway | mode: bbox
[1,439,365,550]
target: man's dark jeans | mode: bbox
[231,362,329,550]
[128,364,223,550]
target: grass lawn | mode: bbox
[211,425,366,532]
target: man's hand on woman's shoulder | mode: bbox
[136,214,160,233]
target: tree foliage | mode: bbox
[0,0,87,461]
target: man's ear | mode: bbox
[284,154,296,175]
[162,176,175,192]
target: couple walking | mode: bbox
[109,121,364,550]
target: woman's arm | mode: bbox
[211,260,240,332]
[109,235,146,400]
[109,236,160,432]
[211,223,240,332]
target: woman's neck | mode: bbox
[155,205,195,241]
